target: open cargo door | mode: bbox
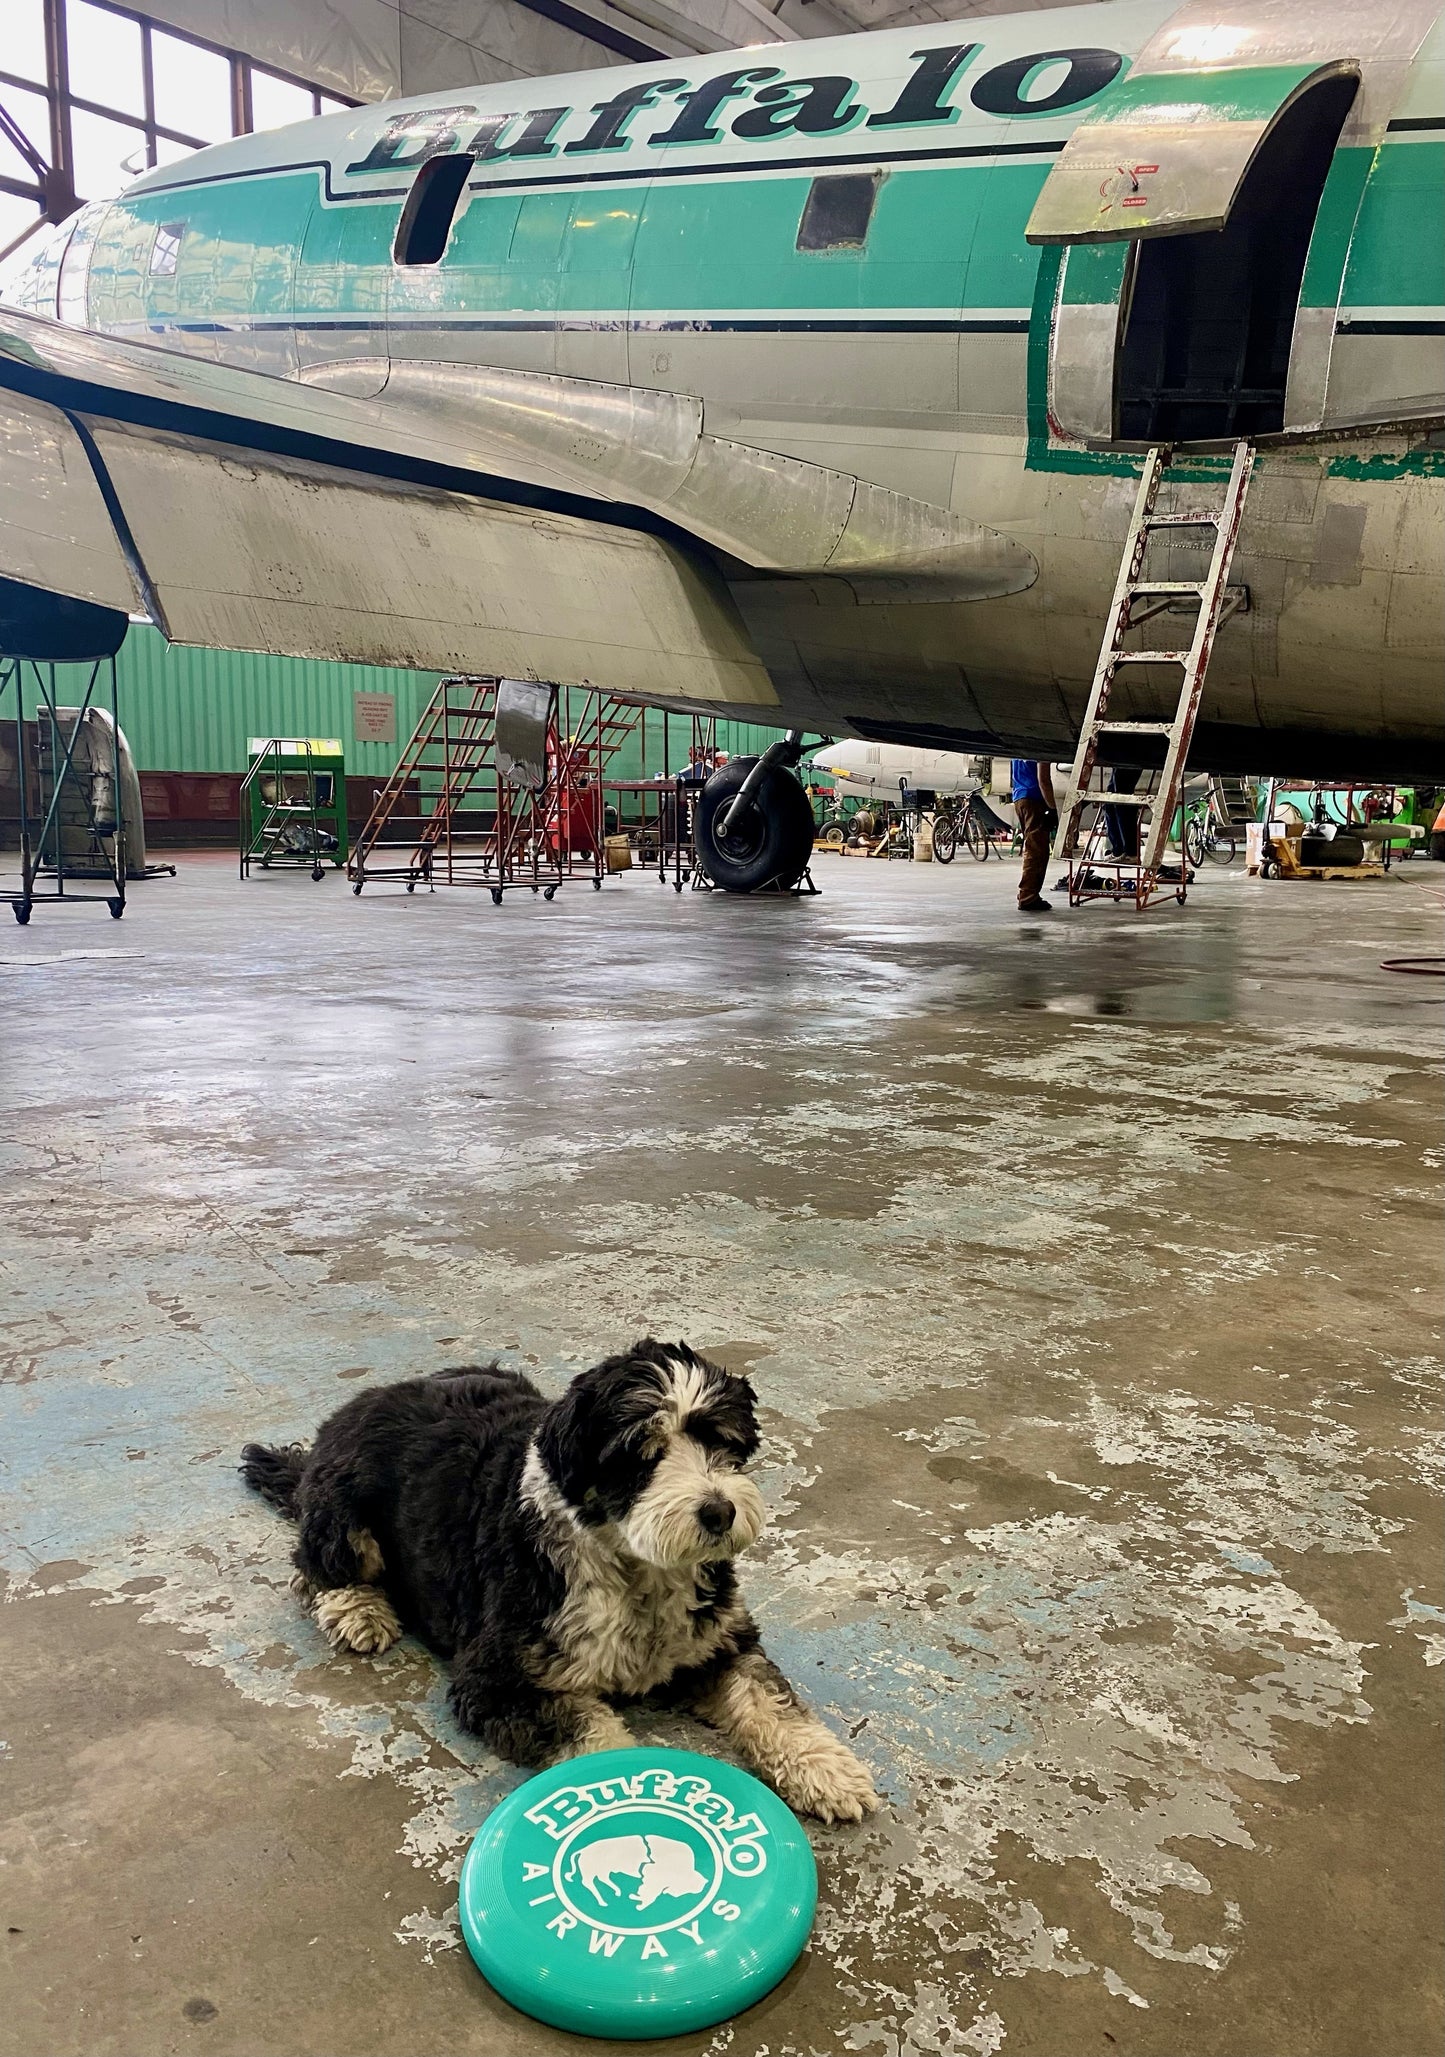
[1027,0,1442,442]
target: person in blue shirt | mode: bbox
[1011,759,1057,911]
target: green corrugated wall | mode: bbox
[14,628,787,780]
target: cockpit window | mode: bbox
[149,221,186,274]
[56,200,109,326]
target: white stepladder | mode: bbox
[1051,441,1255,909]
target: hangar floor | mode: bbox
[2,849,1442,2057]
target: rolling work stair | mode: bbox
[349,676,498,894]
[347,676,642,901]
[1051,441,1254,909]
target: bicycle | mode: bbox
[931,790,1013,864]
[1181,788,1239,868]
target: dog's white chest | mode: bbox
[548,1561,722,1697]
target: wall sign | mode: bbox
[353,691,396,743]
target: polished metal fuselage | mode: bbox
[7,0,1442,771]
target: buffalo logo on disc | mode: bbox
[519,1762,771,1963]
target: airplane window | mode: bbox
[149,221,185,274]
[393,153,474,266]
[796,172,881,253]
[56,200,106,325]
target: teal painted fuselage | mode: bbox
[10,0,1444,769]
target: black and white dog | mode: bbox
[241,1340,877,1823]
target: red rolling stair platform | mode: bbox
[347,676,640,903]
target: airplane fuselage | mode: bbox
[9,0,1443,773]
[811,742,984,801]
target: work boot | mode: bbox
[1018,897,1052,912]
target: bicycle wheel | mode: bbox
[1205,827,1238,865]
[931,815,958,863]
[1184,818,1206,869]
[964,812,990,861]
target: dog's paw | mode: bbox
[289,1568,317,1608]
[314,1585,401,1656]
[773,1730,880,1824]
[576,1704,636,1756]
[550,1703,636,1764]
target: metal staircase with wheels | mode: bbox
[348,677,642,902]
[1051,441,1255,909]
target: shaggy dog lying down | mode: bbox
[241,1340,878,1823]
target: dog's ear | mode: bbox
[628,1337,683,1370]
[700,1367,760,1462]
[533,1347,657,1514]
[533,1375,598,1513]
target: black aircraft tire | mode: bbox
[696,758,815,894]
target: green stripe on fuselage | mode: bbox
[94,134,1443,331]
[1340,139,1445,309]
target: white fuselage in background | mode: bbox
[810,742,983,801]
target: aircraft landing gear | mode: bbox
[694,735,815,894]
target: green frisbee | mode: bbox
[459,1747,818,2039]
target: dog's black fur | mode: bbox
[241,1341,879,1820]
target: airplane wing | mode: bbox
[0,307,775,701]
[0,308,1034,689]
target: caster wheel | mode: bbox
[406,881,416,893]
[491,888,503,905]
[592,877,603,891]
[531,884,540,895]
[13,903,31,925]
[312,865,325,882]
[544,885,557,902]
[673,880,683,894]
[108,898,124,919]
[352,880,363,895]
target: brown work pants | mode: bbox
[1016,794,1052,905]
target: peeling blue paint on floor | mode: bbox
[3,854,1443,2055]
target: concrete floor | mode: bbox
[1,846,1441,2057]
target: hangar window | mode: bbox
[797,172,881,253]
[393,152,474,266]
[0,0,356,273]
[149,220,185,273]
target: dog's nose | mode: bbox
[697,1494,734,1538]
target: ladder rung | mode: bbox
[1079,791,1151,806]
[1111,650,1192,665]
[1130,581,1204,596]
[1144,512,1221,528]
[1094,721,1174,734]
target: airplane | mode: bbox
[808,741,988,802]
[1,0,1441,892]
